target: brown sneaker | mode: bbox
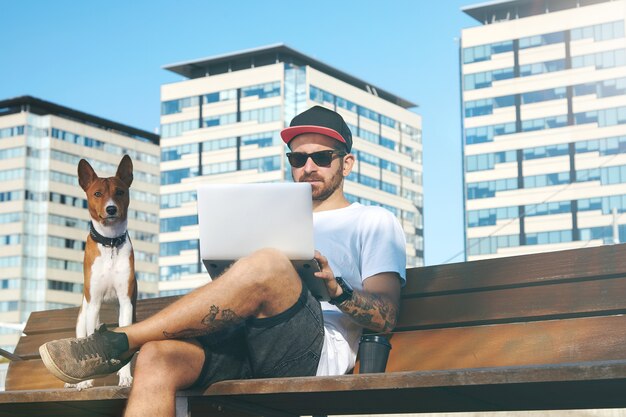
[39,324,131,384]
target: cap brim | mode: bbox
[280,125,347,146]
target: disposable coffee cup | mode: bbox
[358,335,391,373]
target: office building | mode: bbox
[461,0,626,260]
[0,96,160,351]
[159,44,423,295]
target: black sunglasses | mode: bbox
[286,150,346,168]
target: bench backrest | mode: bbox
[381,243,626,372]
[7,243,626,389]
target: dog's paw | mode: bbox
[75,380,94,391]
[118,375,133,387]
[64,382,77,389]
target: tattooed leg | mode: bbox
[162,306,243,339]
[112,248,302,350]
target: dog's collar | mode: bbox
[89,221,127,248]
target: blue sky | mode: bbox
[2,1,478,266]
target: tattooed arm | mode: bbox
[339,273,401,332]
[315,252,402,333]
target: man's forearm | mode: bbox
[336,289,399,333]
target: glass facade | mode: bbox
[462,5,626,259]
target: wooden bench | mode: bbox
[1,243,626,416]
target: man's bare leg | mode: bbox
[124,339,205,417]
[121,247,302,350]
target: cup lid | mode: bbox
[360,335,391,348]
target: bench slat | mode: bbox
[5,360,129,391]
[14,330,76,360]
[0,401,125,417]
[403,244,626,296]
[0,387,129,417]
[199,360,626,414]
[23,296,180,335]
[385,314,626,372]
[396,274,626,330]
[2,361,626,415]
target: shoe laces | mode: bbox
[71,325,113,363]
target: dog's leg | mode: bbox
[76,298,88,338]
[74,299,101,391]
[116,296,134,387]
[66,299,89,389]
[85,299,101,336]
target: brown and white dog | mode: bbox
[71,155,137,390]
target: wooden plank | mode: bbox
[0,386,130,403]
[23,296,180,335]
[13,330,75,360]
[5,360,64,391]
[2,361,626,414]
[0,387,129,416]
[5,358,136,391]
[0,401,125,417]
[197,360,626,414]
[0,389,252,417]
[385,315,626,372]
[204,360,626,395]
[0,400,127,417]
[396,275,626,330]
[195,376,626,414]
[403,243,626,296]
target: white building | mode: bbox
[0,96,160,351]
[159,44,423,295]
[461,0,626,260]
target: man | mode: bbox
[39,105,406,417]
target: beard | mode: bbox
[294,164,344,201]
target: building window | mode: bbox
[519,31,565,49]
[572,48,626,70]
[0,126,25,138]
[47,280,83,293]
[241,81,280,99]
[463,41,513,64]
[160,263,202,281]
[571,20,625,42]
[463,67,514,90]
[160,190,197,210]
[160,215,198,233]
[160,240,198,257]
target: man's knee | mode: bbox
[134,341,188,380]
[134,341,204,389]
[134,341,166,376]
[241,248,297,285]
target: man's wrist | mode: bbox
[329,276,353,305]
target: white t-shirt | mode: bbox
[313,203,406,376]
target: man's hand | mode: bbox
[314,251,343,299]
[314,251,402,333]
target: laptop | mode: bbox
[197,182,330,301]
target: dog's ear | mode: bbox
[78,159,98,192]
[116,155,133,188]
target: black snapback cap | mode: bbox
[281,105,353,152]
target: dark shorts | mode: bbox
[192,285,324,388]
